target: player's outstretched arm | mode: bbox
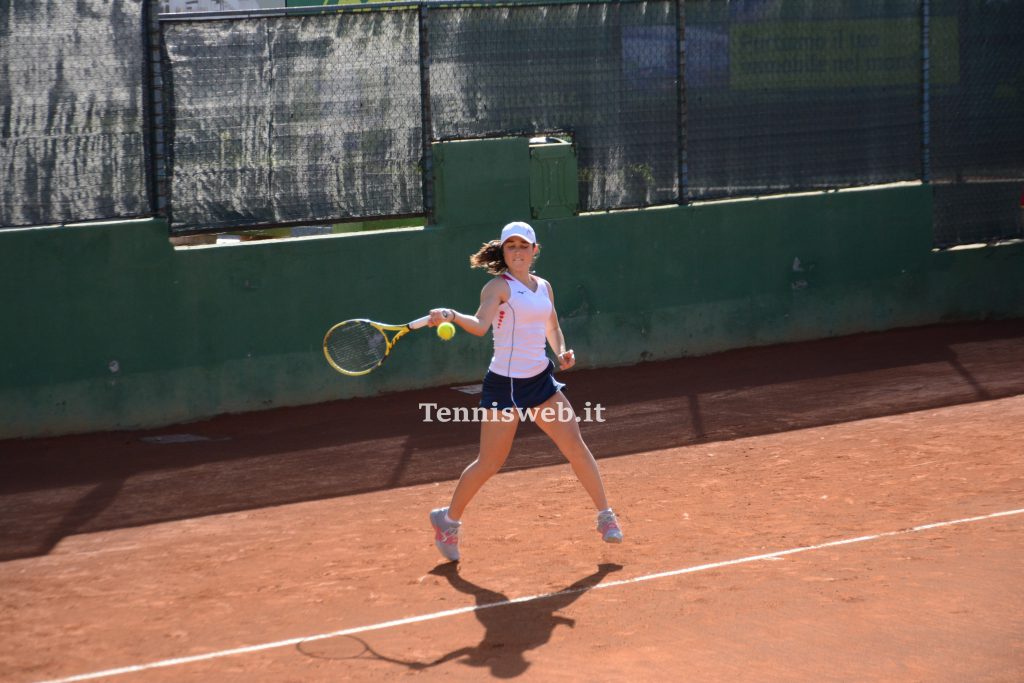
[428,277,507,337]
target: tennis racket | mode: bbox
[323,315,430,376]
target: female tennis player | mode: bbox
[426,221,622,562]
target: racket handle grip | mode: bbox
[409,315,431,330]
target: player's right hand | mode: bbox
[428,308,454,327]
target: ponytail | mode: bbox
[469,240,507,274]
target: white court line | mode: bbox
[34,507,1024,683]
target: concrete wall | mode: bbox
[2,146,1022,438]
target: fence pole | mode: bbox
[419,5,435,222]
[677,0,688,204]
[145,0,169,223]
[921,0,931,183]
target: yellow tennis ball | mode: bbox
[437,322,456,341]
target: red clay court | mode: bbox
[2,320,1023,682]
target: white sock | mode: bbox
[599,508,613,515]
[445,512,460,525]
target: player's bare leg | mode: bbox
[533,391,610,510]
[447,410,520,520]
[534,391,622,542]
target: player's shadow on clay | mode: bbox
[300,562,622,678]
[423,561,622,677]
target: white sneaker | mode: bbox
[429,508,461,561]
[597,510,623,543]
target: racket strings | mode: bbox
[325,321,388,373]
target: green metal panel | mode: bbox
[529,139,579,220]
[431,138,531,229]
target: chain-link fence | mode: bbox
[0,0,151,228]
[2,0,1022,247]
[427,1,679,212]
[161,9,423,232]
[685,0,924,200]
[929,0,1024,247]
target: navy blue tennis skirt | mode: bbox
[479,360,565,411]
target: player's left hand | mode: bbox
[557,349,575,370]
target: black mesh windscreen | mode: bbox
[161,9,423,234]
[427,1,679,211]
[5,0,1022,242]
[932,181,1023,249]
[930,0,1024,247]
[685,0,922,201]
[0,0,150,228]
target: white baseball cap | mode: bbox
[499,221,536,245]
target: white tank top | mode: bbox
[488,274,552,378]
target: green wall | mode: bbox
[2,150,1023,438]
